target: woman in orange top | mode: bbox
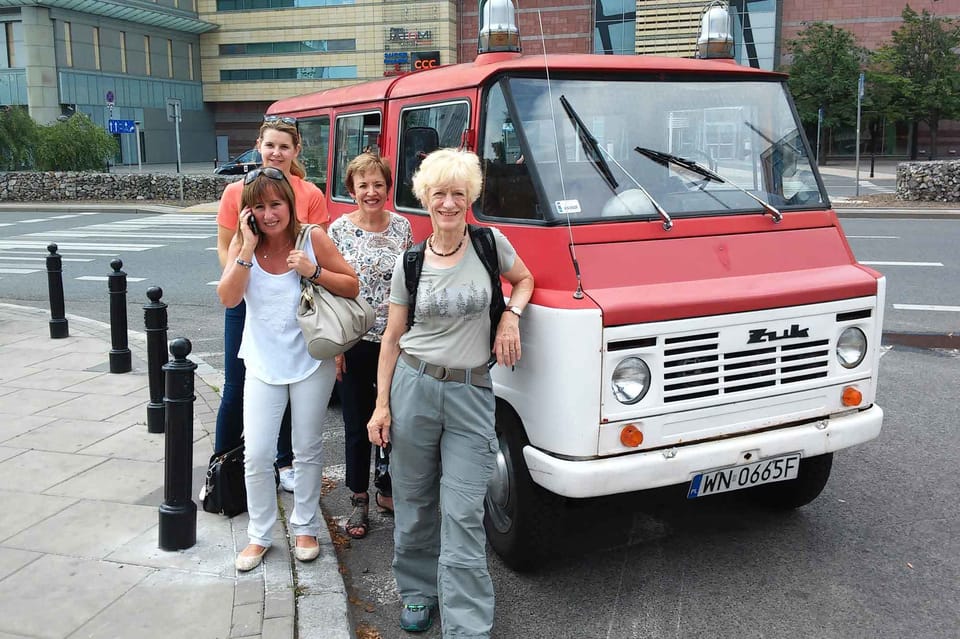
[214,116,329,490]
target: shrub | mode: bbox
[35,113,118,171]
[0,106,39,170]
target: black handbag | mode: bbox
[201,443,247,517]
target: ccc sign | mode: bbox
[411,51,441,70]
[414,58,438,69]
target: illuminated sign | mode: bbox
[412,51,441,70]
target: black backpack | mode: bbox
[403,224,506,360]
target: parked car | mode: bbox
[214,148,261,175]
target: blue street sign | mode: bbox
[108,119,136,134]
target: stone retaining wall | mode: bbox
[0,171,239,202]
[897,160,960,201]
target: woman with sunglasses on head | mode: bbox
[328,152,412,540]
[218,169,358,571]
[215,116,328,494]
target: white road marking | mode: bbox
[861,261,943,266]
[206,281,219,285]
[893,304,960,312]
[0,267,41,274]
[0,241,161,250]
[18,218,48,224]
[75,275,147,282]
[26,232,212,239]
[846,235,899,239]
[0,256,93,262]
[50,214,80,219]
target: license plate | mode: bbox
[687,453,801,499]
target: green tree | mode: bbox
[870,5,960,160]
[784,22,865,164]
[35,112,118,171]
[0,106,39,170]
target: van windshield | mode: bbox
[478,75,826,223]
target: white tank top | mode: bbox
[238,233,321,384]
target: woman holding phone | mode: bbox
[214,116,328,493]
[218,169,358,571]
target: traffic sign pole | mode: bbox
[135,121,142,173]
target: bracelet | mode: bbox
[235,257,253,269]
[310,264,321,281]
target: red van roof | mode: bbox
[267,53,783,115]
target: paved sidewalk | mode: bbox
[0,303,350,639]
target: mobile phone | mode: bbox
[247,215,260,235]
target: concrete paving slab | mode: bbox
[0,348,61,369]
[0,387,79,415]
[106,514,236,578]
[79,423,166,461]
[0,414,56,443]
[30,350,111,371]
[0,366,42,384]
[0,450,105,493]
[0,491,76,541]
[69,568,234,639]
[296,593,352,639]
[0,548,39,581]
[0,447,24,463]
[3,369,103,391]
[43,457,162,504]
[4,500,157,560]
[35,391,144,421]
[63,372,149,396]
[3,418,129,453]
[0,554,153,639]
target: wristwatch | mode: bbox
[505,305,523,318]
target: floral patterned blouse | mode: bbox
[328,212,413,342]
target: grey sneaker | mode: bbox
[278,467,295,493]
[399,603,435,633]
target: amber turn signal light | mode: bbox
[841,386,862,407]
[620,424,643,447]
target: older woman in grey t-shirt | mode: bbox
[366,148,534,637]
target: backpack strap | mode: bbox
[403,240,427,331]
[468,224,506,356]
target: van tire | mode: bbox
[483,404,563,572]
[750,452,833,509]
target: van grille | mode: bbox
[661,332,830,403]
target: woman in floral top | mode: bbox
[329,152,413,539]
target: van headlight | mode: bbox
[612,357,651,404]
[836,327,867,368]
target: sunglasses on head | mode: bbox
[263,115,297,126]
[243,166,287,184]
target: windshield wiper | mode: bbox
[559,96,673,230]
[634,146,783,223]
[559,95,618,191]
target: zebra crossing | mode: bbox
[0,212,218,280]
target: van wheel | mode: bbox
[750,453,833,509]
[484,405,563,572]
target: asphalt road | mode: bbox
[1,205,957,637]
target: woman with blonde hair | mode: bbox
[367,148,534,636]
[218,169,358,571]
[214,116,328,493]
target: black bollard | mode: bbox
[144,287,168,434]
[870,153,875,179]
[45,243,69,339]
[159,337,197,551]
[108,258,132,373]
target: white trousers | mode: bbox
[243,359,335,547]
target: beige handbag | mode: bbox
[295,224,375,360]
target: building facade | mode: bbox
[0,0,218,164]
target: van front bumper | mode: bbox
[523,405,883,498]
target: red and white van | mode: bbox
[268,3,884,570]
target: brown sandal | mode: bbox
[345,494,369,539]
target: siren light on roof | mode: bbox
[478,0,521,54]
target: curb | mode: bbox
[835,207,960,219]
[882,331,960,351]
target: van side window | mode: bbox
[395,101,470,210]
[298,115,329,194]
[478,81,541,221]
[333,111,381,200]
